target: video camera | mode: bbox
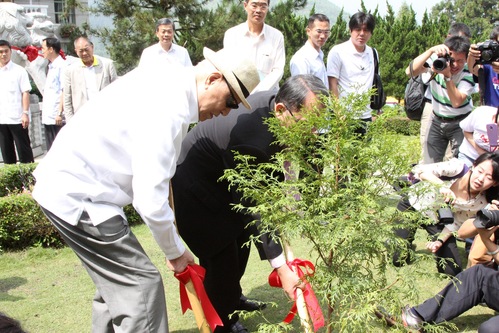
[476,40,499,65]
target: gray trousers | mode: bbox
[42,208,168,333]
[426,115,465,164]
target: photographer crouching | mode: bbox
[407,35,475,164]
[401,209,499,332]
[467,26,499,107]
[391,152,499,276]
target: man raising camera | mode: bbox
[407,36,475,164]
[467,26,499,107]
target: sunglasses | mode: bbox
[224,78,240,109]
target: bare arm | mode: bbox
[329,76,339,98]
[21,91,30,129]
[467,44,482,76]
[405,44,449,77]
[464,131,488,155]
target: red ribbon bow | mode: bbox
[268,259,324,332]
[175,264,223,332]
[12,46,66,61]
[12,45,40,62]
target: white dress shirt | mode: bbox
[290,41,328,89]
[223,22,285,93]
[139,43,193,68]
[32,63,199,259]
[0,61,31,124]
[42,56,66,125]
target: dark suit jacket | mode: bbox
[172,91,284,259]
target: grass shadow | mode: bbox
[0,276,27,302]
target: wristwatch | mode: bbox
[444,76,452,82]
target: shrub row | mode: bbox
[385,116,421,136]
[0,163,143,251]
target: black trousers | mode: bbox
[44,124,63,151]
[392,199,462,276]
[413,264,499,333]
[0,124,34,164]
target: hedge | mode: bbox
[0,163,143,252]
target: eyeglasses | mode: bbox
[283,102,299,122]
[224,78,240,109]
[315,29,330,36]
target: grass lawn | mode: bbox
[1,223,497,333]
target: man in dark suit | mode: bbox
[172,74,330,333]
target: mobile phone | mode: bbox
[487,123,498,148]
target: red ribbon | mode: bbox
[11,46,66,61]
[12,45,40,62]
[268,259,324,332]
[175,264,223,332]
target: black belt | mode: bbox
[433,111,470,122]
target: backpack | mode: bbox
[370,48,386,110]
[404,61,434,121]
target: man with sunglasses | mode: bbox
[31,48,259,333]
[408,35,475,164]
[171,75,329,333]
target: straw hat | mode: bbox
[203,47,260,109]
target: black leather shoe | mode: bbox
[237,295,267,311]
[229,321,248,333]
[401,305,423,331]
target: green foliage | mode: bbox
[0,163,37,197]
[221,92,449,332]
[431,0,498,40]
[0,164,143,251]
[0,193,64,251]
[385,116,421,136]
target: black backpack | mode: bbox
[404,61,434,121]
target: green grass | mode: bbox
[0,224,496,333]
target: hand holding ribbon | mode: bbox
[175,264,223,332]
[268,259,324,332]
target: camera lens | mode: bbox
[433,57,448,71]
[481,50,494,62]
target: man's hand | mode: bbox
[276,263,302,300]
[430,44,450,58]
[492,61,499,74]
[166,250,195,274]
[55,114,64,126]
[21,114,29,129]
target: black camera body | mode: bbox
[433,54,452,71]
[474,209,499,229]
[437,206,454,224]
[476,40,499,65]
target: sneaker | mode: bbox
[401,305,423,330]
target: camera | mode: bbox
[474,209,499,229]
[433,54,451,71]
[476,40,499,65]
[437,206,454,224]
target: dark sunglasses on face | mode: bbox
[224,78,240,109]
